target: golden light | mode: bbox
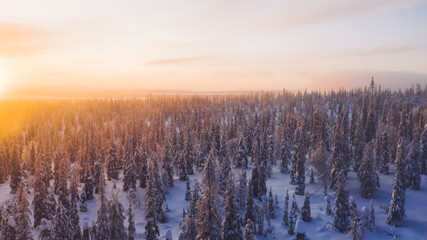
[0,59,10,95]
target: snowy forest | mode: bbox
[0,81,426,240]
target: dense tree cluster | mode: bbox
[0,81,425,238]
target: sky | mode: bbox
[0,0,426,93]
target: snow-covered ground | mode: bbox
[1,164,426,239]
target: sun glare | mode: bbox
[0,60,10,95]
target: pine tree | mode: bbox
[333,171,350,233]
[301,191,311,222]
[359,142,379,198]
[405,139,421,190]
[196,151,222,240]
[387,140,406,226]
[238,169,248,211]
[145,165,160,240]
[243,219,256,240]
[178,153,188,181]
[330,121,346,190]
[257,162,267,200]
[95,168,110,240]
[10,146,22,194]
[109,192,127,240]
[222,172,242,240]
[14,182,34,240]
[52,201,73,240]
[219,155,231,196]
[268,188,275,219]
[352,119,365,173]
[379,131,390,174]
[128,200,135,240]
[244,181,256,227]
[294,125,306,195]
[348,197,363,240]
[33,160,51,228]
[84,168,94,200]
[185,178,192,201]
[282,189,289,226]
[123,156,137,192]
[288,194,298,234]
[70,176,82,240]
[107,141,120,181]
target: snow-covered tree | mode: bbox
[107,141,120,181]
[333,171,350,232]
[282,189,289,226]
[243,219,256,240]
[128,199,135,240]
[358,142,379,198]
[222,172,242,240]
[145,165,160,240]
[288,194,298,234]
[301,191,311,222]
[14,182,33,240]
[196,151,222,240]
[237,168,248,211]
[123,156,137,192]
[109,192,127,240]
[387,140,406,226]
[244,181,256,227]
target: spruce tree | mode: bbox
[359,142,379,198]
[33,160,51,228]
[348,197,363,240]
[379,131,390,174]
[333,171,350,233]
[95,168,110,240]
[244,181,256,227]
[10,146,21,194]
[128,200,135,240]
[52,201,73,240]
[325,195,332,215]
[268,188,275,219]
[406,139,421,190]
[387,140,406,226]
[367,199,375,232]
[84,168,94,200]
[70,176,82,240]
[123,156,137,192]
[14,182,33,240]
[185,178,192,201]
[196,151,222,240]
[222,172,242,240]
[109,192,127,240]
[107,141,120,181]
[282,189,289,226]
[237,169,248,211]
[145,166,160,240]
[301,191,311,222]
[288,194,298,234]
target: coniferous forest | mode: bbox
[0,81,426,240]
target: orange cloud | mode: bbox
[0,22,55,56]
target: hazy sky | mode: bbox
[0,0,426,92]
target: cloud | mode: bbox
[0,22,55,56]
[332,45,422,58]
[146,55,215,65]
